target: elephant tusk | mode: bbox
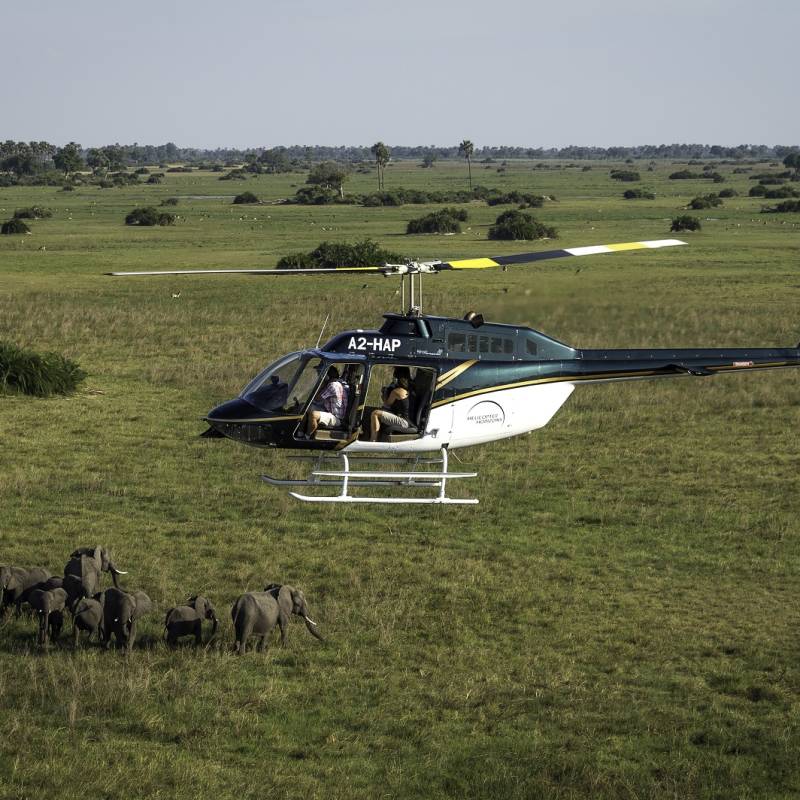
[304,615,318,626]
[113,570,128,575]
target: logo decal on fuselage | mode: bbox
[347,336,402,353]
[465,400,505,427]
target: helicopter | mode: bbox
[110,238,800,504]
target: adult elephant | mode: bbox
[101,587,152,654]
[231,584,323,655]
[164,596,219,645]
[0,566,52,616]
[28,587,68,647]
[63,546,126,607]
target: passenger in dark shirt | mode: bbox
[370,370,412,441]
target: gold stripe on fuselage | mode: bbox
[436,359,478,389]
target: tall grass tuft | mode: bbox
[0,341,87,397]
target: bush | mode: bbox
[162,197,179,206]
[669,170,702,179]
[13,206,52,220]
[125,207,176,226]
[670,215,701,232]
[610,169,640,182]
[406,208,467,234]
[688,194,723,210]
[0,341,86,396]
[762,199,800,213]
[61,184,75,192]
[166,166,192,173]
[233,192,260,205]
[484,190,544,207]
[748,184,767,197]
[1,218,30,234]
[277,239,405,269]
[219,169,248,181]
[488,210,557,241]
[135,167,150,175]
[147,175,162,184]
[623,188,656,199]
[762,185,800,199]
[717,188,738,198]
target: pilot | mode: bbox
[370,370,411,441]
[302,366,349,439]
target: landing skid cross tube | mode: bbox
[261,448,479,505]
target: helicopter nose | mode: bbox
[204,398,274,445]
[207,397,260,423]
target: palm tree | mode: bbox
[458,139,474,190]
[371,141,390,191]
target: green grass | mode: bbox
[1,160,799,799]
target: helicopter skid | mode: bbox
[262,447,478,504]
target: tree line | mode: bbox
[3,139,799,178]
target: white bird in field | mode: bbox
[171,292,181,299]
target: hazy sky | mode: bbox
[3,0,797,148]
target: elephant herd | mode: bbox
[1,546,324,655]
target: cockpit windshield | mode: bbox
[241,353,324,414]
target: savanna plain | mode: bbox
[1,158,799,799]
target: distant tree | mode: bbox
[86,148,110,173]
[102,145,126,171]
[783,152,800,175]
[458,140,474,190]
[277,239,405,270]
[421,151,437,168]
[258,147,292,174]
[306,161,349,198]
[371,142,390,190]
[53,142,84,176]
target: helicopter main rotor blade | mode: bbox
[436,238,686,270]
[106,266,387,276]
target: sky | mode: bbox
[2,0,797,149]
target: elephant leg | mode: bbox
[195,620,202,646]
[73,624,80,648]
[126,621,137,654]
[278,613,288,647]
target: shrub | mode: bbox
[219,169,248,181]
[763,185,800,199]
[147,175,162,184]
[135,167,150,175]
[762,199,800,213]
[406,208,467,234]
[166,166,192,173]
[13,206,52,219]
[670,215,701,232]
[162,197,179,206]
[0,341,87,396]
[717,188,738,198]
[688,194,723,210]
[669,170,702,179]
[1,218,30,234]
[277,239,405,269]
[61,184,75,192]
[488,210,557,241]
[610,169,640,182]
[485,190,544,207]
[233,192,260,205]
[125,207,175,226]
[623,188,656,199]
[748,184,767,197]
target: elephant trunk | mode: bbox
[304,616,324,641]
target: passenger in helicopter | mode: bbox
[302,366,350,439]
[370,368,412,441]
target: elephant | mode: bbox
[28,587,68,646]
[101,588,152,654]
[72,595,104,647]
[164,595,218,645]
[63,546,126,608]
[0,566,52,616]
[231,584,323,655]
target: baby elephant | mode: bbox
[231,584,323,655]
[72,596,104,647]
[164,596,218,645]
[28,587,68,647]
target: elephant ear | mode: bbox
[278,585,293,615]
[195,597,209,618]
[92,546,103,569]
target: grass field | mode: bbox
[1,158,799,799]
